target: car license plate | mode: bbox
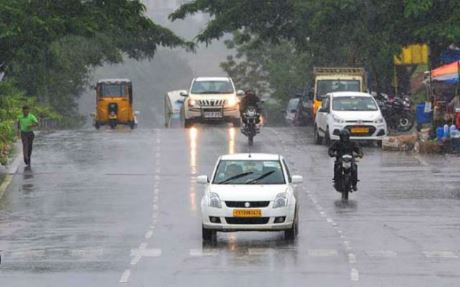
[233,209,262,217]
[204,111,222,118]
[351,127,369,134]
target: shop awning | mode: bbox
[432,60,460,83]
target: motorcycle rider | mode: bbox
[328,129,363,191]
[239,89,261,124]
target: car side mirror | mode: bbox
[197,175,209,184]
[180,91,189,97]
[236,90,245,97]
[291,175,303,184]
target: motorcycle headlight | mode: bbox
[374,117,384,124]
[208,192,222,208]
[226,97,239,107]
[333,115,345,124]
[273,193,288,208]
[343,161,352,169]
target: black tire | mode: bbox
[184,119,193,129]
[95,122,100,130]
[109,120,117,129]
[341,190,349,200]
[377,140,382,148]
[129,121,135,129]
[202,225,216,242]
[314,125,323,145]
[341,175,350,200]
[284,209,299,241]
[248,135,254,146]
[232,118,241,127]
[397,114,414,132]
[324,127,331,146]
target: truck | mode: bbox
[311,67,367,119]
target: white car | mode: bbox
[181,77,243,128]
[164,90,186,128]
[198,153,303,242]
[314,91,387,145]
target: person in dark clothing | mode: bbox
[17,105,39,166]
[239,90,261,124]
[328,129,363,191]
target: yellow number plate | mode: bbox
[351,127,369,134]
[232,209,262,217]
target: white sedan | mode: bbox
[198,153,303,242]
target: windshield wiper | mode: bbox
[218,172,253,184]
[246,170,275,184]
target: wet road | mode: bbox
[1,126,460,286]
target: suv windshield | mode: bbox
[191,80,234,94]
[332,96,378,111]
[316,80,360,100]
[213,160,286,185]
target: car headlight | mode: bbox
[273,193,288,208]
[333,115,345,124]
[188,98,197,108]
[208,192,222,208]
[374,117,384,124]
[226,97,239,107]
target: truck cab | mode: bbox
[312,67,367,120]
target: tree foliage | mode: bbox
[0,0,188,115]
[172,0,460,93]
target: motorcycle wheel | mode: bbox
[341,190,349,200]
[397,114,414,132]
[248,135,254,146]
[341,174,350,200]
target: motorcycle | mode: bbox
[334,153,360,200]
[375,93,414,132]
[241,106,260,146]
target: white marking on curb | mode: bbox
[120,269,131,283]
[350,268,359,281]
[423,251,458,258]
[367,250,397,258]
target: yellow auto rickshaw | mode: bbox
[94,79,137,129]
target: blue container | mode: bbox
[436,126,444,141]
[416,103,432,124]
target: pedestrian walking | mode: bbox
[17,105,39,166]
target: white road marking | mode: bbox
[153,204,159,211]
[189,249,219,257]
[70,248,104,258]
[145,230,153,239]
[120,269,131,283]
[350,268,359,281]
[343,241,352,250]
[130,245,161,265]
[348,253,357,264]
[307,249,338,257]
[423,251,458,258]
[366,250,397,258]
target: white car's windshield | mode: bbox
[191,80,234,94]
[213,160,286,184]
[332,96,378,111]
[316,80,360,100]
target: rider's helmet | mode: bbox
[339,129,351,142]
[245,89,256,97]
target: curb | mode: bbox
[0,141,22,200]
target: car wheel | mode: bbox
[202,225,216,242]
[284,209,298,241]
[314,125,323,145]
[232,118,241,127]
[324,127,331,146]
[184,119,193,129]
[376,140,382,148]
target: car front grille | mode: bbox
[225,201,270,208]
[198,99,226,106]
[225,217,270,225]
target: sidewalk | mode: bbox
[0,141,22,200]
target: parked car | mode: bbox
[285,97,300,126]
[314,91,387,145]
[164,90,186,128]
[198,153,303,242]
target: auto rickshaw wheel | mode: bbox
[129,121,135,129]
[109,120,117,129]
[95,121,100,130]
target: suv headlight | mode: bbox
[226,97,239,107]
[188,98,198,108]
[208,192,222,208]
[374,117,384,124]
[273,193,288,208]
[333,115,345,124]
